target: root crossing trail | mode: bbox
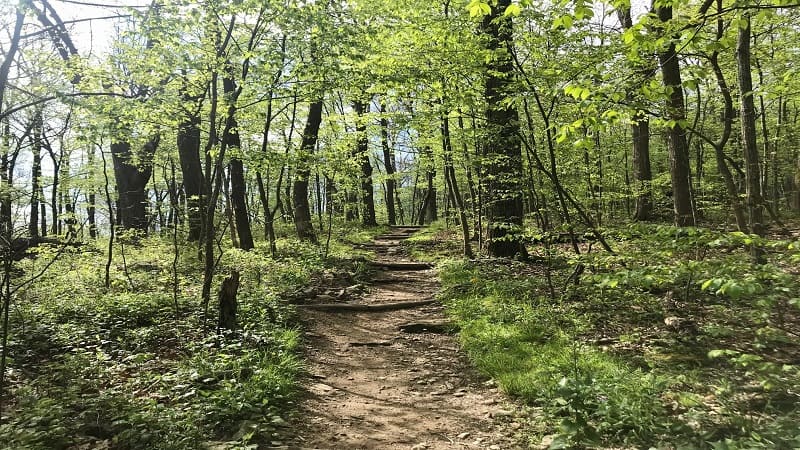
[282,227,521,450]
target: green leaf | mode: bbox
[504,3,522,16]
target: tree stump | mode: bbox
[217,270,240,332]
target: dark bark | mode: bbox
[217,270,239,333]
[177,106,203,241]
[417,147,437,225]
[380,102,397,225]
[707,7,748,231]
[656,4,695,227]
[110,137,158,232]
[353,100,377,226]
[631,112,653,220]
[29,111,43,238]
[293,100,322,243]
[618,8,654,221]
[222,72,254,251]
[442,115,474,258]
[737,14,765,262]
[86,145,97,238]
[482,0,527,257]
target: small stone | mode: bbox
[492,409,513,418]
[457,432,470,439]
[510,422,522,430]
[411,444,430,450]
[453,391,465,397]
[482,398,497,405]
[489,445,501,450]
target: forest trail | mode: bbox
[280,227,523,449]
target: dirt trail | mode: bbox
[281,227,523,450]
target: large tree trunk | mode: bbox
[737,14,765,262]
[380,103,397,225]
[222,73,254,251]
[353,100,377,226]
[656,4,694,227]
[482,0,527,257]
[177,108,203,241]
[110,137,158,232]
[293,100,322,243]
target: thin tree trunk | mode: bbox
[737,13,765,262]
[29,110,43,238]
[380,102,397,225]
[442,115,473,258]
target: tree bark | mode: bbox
[110,137,158,232]
[618,8,654,221]
[217,270,239,333]
[736,14,765,262]
[293,100,322,243]
[482,0,527,257]
[656,3,695,227]
[442,115,474,258]
[29,110,43,238]
[707,8,748,231]
[353,100,377,226]
[380,102,397,225]
[177,105,203,241]
[222,72,254,251]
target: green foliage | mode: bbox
[435,221,800,448]
[0,236,318,449]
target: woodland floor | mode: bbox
[279,227,527,450]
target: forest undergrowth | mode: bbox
[0,223,381,449]
[407,220,800,449]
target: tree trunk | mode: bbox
[442,115,474,258]
[736,14,765,262]
[631,112,653,220]
[110,137,158,232]
[217,270,239,333]
[293,100,322,243]
[708,12,748,231]
[177,108,204,241]
[29,110,42,238]
[380,102,397,225]
[482,0,527,257]
[223,73,254,251]
[656,3,695,227]
[417,146,437,225]
[353,100,377,226]
[618,8,654,221]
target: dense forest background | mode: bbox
[1,0,799,448]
